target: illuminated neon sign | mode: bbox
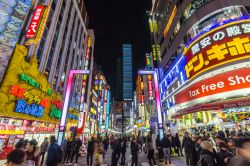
[20,73,52,95]
[49,106,62,119]
[15,99,44,117]
[25,5,45,38]
[185,21,250,80]
[25,5,50,45]
[164,5,177,37]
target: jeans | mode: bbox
[87,153,93,166]
[163,148,171,161]
[111,153,120,166]
[175,146,183,156]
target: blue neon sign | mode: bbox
[15,99,44,117]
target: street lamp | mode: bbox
[138,69,164,138]
[58,69,90,145]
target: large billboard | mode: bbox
[0,0,32,83]
[160,18,250,111]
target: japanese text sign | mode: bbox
[25,5,45,39]
[184,21,250,80]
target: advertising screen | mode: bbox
[0,0,32,83]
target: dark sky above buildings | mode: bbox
[85,0,152,97]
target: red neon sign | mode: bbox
[25,5,45,39]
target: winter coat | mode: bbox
[112,140,121,157]
[227,156,250,166]
[182,136,194,152]
[26,150,40,166]
[130,141,139,156]
[121,141,127,153]
[46,143,62,166]
[162,136,171,148]
[87,140,95,154]
[174,136,181,147]
[199,149,216,166]
[216,150,233,166]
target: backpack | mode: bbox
[54,145,63,163]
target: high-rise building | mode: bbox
[152,0,250,125]
[122,44,133,100]
[115,58,122,100]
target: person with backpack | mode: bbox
[197,141,217,166]
[46,136,63,166]
[87,136,95,166]
[70,135,83,164]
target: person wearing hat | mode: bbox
[227,138,250,166]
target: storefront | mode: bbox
[0,45,63,159]
[160,18,250,131]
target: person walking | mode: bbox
[39,137,48,166]
[156,135,164,162]
[102,137,109,159]
[131,138,139,166]
[87,136,95,166]
[70,135,83,164]
[120,137,127,165]
[182,132,195,166]
[63,136,73,164]
[146,136,156,166]
[197,141,217,166]
[46,136,63,166]
[174,133,183,157]
[25,139,40,166]
[162,134,171,164]
[111,138,121,166]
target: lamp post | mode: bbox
[58,69,90,145]
[138,69,164,138]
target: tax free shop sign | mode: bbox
[174,67,250,105]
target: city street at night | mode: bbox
[0,0,250,166]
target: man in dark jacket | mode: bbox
[46,136,63,166]
[70,136,83,164]
[162,135,171,164]
[87,136,95,166]
[111,138,121,166]
[63,137,72,164]
[174,133,183,156]
[120,137,127,165]
[182,132,195,166]
[131,138,139,166]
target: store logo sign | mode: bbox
[175,68,250,104]
[15,99,44,117]
[25,5,45,38]
[184,22,250,80]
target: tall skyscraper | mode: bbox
[122,44,132,100]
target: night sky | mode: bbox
[85,0,152,97]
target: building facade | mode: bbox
[122,44,133,100]
[152,0,250,129]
